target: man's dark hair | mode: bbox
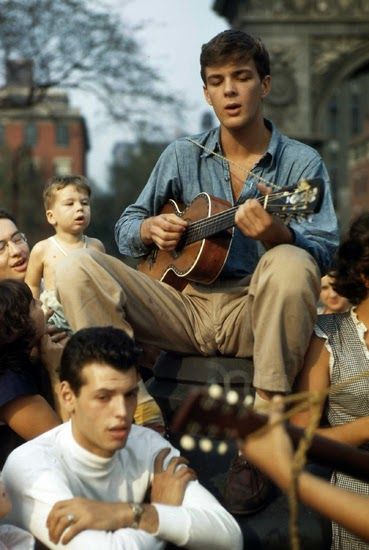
[200,30,270,84]
[0,209,17,225]
[333,212,369,304]
[60,326,141,395]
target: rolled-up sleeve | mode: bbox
[289,158,339,274]
[114,142,182,257]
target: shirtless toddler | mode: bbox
[25,175,105,330]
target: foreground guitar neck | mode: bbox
[171,390,369,484]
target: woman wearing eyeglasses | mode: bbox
[0,211,29,281]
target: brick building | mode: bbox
[0,60,89,194]
[0,59,89,238]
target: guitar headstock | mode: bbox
[170,386,265,454]
[265,178,324,220]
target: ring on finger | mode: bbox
[66,513,75,523]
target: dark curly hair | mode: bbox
[333,212,369,304]
[0,280,37,371]
[60,326,141,395]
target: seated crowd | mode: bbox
[2,190,369,549]
[1,29,368,550]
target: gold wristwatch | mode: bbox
[129,502,144,529]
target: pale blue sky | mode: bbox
[71,0,228,188]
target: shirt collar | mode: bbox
[193,119,281,164]
[189,127,221,158]
[263,119,281,165]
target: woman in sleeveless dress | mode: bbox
[293,212,369,550]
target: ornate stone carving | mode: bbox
[311,37,368,77]
[241,0,369,18]
[266,48,298,107]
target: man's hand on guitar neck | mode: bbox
[141,214,188,251]
[235,183,294,248]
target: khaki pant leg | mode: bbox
[247,244,320,392]
[55,249,202,354]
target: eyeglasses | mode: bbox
[0,232,28,254]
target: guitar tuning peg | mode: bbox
[180,434,196,451]
[199,438,213,453]
[226,390,239,405]
[208,384,223,400]
[217,441,229,455]
[243,394,254,408]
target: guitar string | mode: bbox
[184,136,332,547]
[199,367,369,550]
[184,191,312,244]
[187,137,282,190]
[256,371,369,550]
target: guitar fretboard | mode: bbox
[183,187,314,246]
[185,206,238,245]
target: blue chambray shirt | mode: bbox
[115,120,339,277]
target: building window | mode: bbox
[24,122,37,146]
[54,157,72,175]
[56,123,69,147]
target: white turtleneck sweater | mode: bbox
[2,421,242,549]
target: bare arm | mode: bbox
[25,242,46,299]
[292,334,369,447]
[0,394,60,440]
[88,237,106,253]
[243,397,369,543]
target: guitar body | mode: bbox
[138,193,233,290]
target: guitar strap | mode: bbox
[186,137,282,191]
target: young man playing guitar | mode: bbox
[55,30,338,515]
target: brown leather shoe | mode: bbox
[223,455,271,515]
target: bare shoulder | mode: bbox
[87,237,105,253]
[294,334,330,392]
[29,238,51,260]
[305,333,329,365]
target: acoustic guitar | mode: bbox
[138,178,323,290]
[170,388,369,484]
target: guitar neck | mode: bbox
[185,206,238,245]
[171,391,369,484]
[183,178,323,245]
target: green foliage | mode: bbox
[0,145,49,245]
[0,0,180,132]
[89,140,168,257]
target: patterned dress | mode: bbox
[316,309,369,550]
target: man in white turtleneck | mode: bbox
[2,326,242,550]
